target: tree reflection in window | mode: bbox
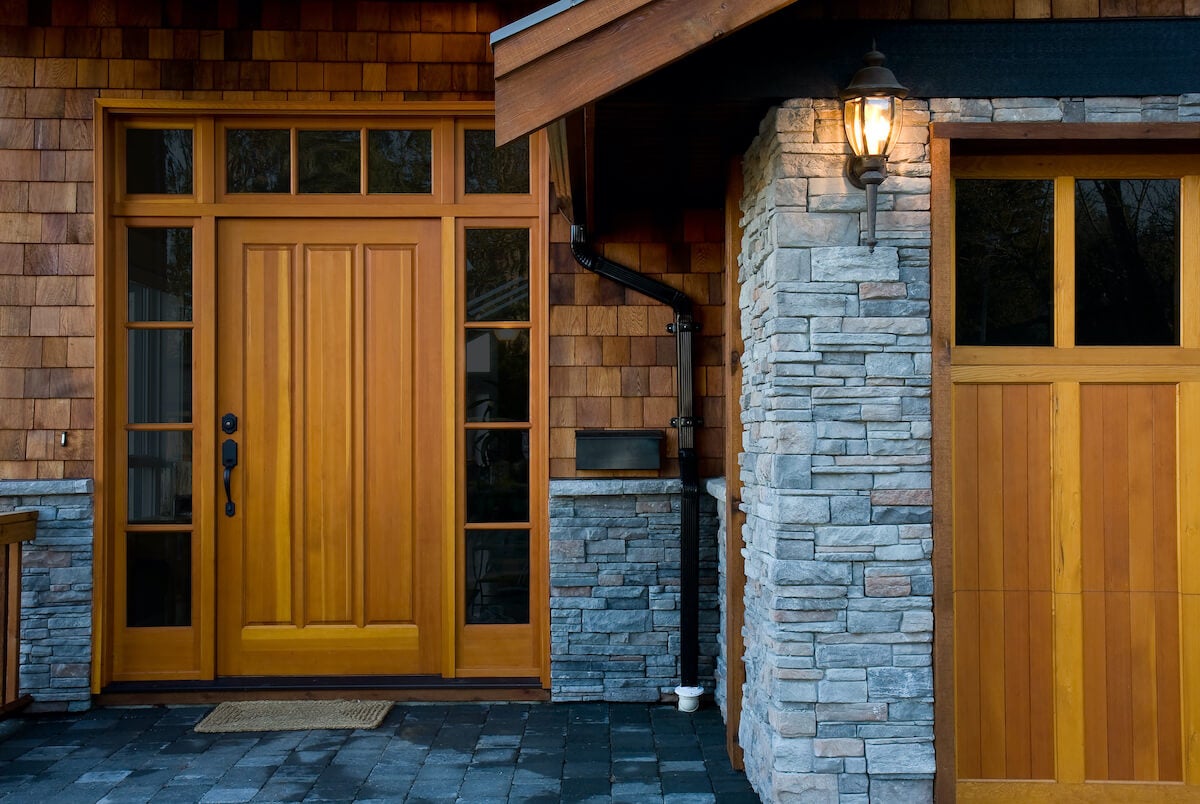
[368,129,433,194]
[956,179,1055,346]
[1075,179,1179,346]
[465,228,529,322]
[126,129,192,195]
[298,130,360,194]
[464,130,529,194]
[226,129,290,193]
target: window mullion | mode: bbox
[1054,176,1075,349]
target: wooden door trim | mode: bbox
[930,131,956,801]
[723,157,746,770]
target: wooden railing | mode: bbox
[0,511,36,717]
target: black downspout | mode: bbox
[570,225,703,693]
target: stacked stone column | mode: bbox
[736,99,934,803]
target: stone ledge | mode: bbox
[705,477,726,500]
[550,478,686,497]
[0,479,94,497]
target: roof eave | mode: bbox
[491,0,799,144]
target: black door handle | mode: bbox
[222,438,238,517]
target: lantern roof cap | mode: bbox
[840,49,909,100]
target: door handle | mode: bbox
[222,438,238,517]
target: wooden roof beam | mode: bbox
[492,0,798,143]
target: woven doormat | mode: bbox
[194,700,393,733]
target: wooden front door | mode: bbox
[947,156,1200,800]
[215,218,445,676]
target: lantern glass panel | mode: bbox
[843,96,901,158]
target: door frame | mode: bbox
[931,122,1200,800]
[94,101,550,691]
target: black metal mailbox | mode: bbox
[575,430,665,471]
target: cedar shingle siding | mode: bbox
[0,0,729,481]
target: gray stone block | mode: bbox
[870,778,933,803]
[868,667,933,700]
[865,740,935,776]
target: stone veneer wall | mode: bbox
[706,477,728,719]
[736,94,1200,803]
[549,478,718,702]
[0,479,93,712]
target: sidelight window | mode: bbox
[123,225,194,628]
[463,227,532,625]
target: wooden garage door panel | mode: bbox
[953,383,1055,781]
[1079,384,1182,782]
[953,384,1053,594]
[1080,385,1178,595]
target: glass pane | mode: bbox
[126,532,191,627]
[1075,178,1180,346]
[298,129,361,194]
[464,129,529,194]
[466,429,529,523]
[125,129,193,195]
[955,179,1054,346]
[127,431,192,524]
[465,228,529,322]
[465,530,529,625]
[466,329,529,423]
[128,330,191,424]
[226,129,290,193]
[368,129,432,194]
[128,228,192,322]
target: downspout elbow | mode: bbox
[570,225,693,316]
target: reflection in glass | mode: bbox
[226,129,290,193]
[128,228,192,322]
[466,329,529,423]
[465,530,529,624]
[465,229,529,321]
[128,330,191,424]
[126,532,191,627]
[368,129,433,193]
[466,429,529,523]
[464,129,529,194]
[127,431,192,524]
[955,179,1054,346]
[1076,178,1179,345]
[298,129,361,194]
[125,129,193,195]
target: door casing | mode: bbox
[95,103,549,690]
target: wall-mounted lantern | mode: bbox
[840,48,908,252]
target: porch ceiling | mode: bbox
[491,0,799,144]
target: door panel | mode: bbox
[953,384,1055,782]
[216,219,442,676]
[1079,384,1181,783]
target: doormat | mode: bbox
[194,700,393,733]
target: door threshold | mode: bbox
[97,676,549,706]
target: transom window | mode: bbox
[953,154,1198,349]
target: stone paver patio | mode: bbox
[0,701,759,803]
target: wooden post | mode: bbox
[0,511,37,718]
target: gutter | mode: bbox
[570,225,704,709]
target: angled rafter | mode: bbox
[492,0,798,143]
